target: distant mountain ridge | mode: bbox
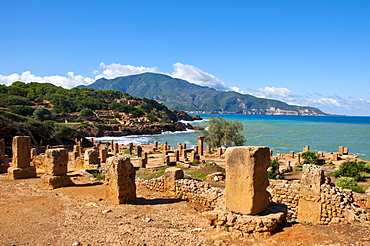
[80,73,328,115]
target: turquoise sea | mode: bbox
[93,114,370,161]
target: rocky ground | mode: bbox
[1,171,370,246]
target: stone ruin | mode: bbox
[0,139,9,173]
[8,136,36,179]
[40,148,74,189]
[105,155,136,204]
[225,146,271,215]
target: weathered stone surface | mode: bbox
[105,155,136,204]
[12,136,31,168]
[99,148,108,163]
[45,148,68,176]
[7,166,36,180]
[297,199,322,223]
[225,146,271,215]
[300,164,324,200]
[366,187,370,209]
[163,167,184,193]
[84,149,100,168]
[40,174,74,189]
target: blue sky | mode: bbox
[1,1,370,116]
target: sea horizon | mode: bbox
[92,114,370,161]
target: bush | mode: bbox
[268,160,284,179]
[333,161,365,181]
[301,151,319,164]
[33,107,52,121]
[79,108,94,118]
[8,105,35,116]
[336,177,365,193]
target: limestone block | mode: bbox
[45,148,68,176]
[105,155,136,204]
[84,149,100,168]
[40,174,74,189]
[300,164,324,200]
[7,166,36,180]
[297,199,322,224]
[12,136,31,168]
[366,187,370,209]
[163,167,184,193]
[225,146,271,215]
[31,153,46,169]
[99,148,108,163]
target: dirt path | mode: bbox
[1,173,370,246]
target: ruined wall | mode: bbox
[138,177,223,210]
[140,176,369,225]
[268,179,369,224]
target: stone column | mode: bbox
[73,145,81,157]
[99,148,108,163]
[182,143,186,150]
[289,151,295,159]
[0,139,9,173]
[343,147,349,155]
[174,150,180,162]
[163,167,184,194]
[105,155,136,204]
[137,146,142,158]
[153,140,158,149]
[303,145,310,152]
[182,149,188,161]
[8,136,36,179]
[338,146,344,155]
[40,148,74,189]
[332,153,338,161]
[128,142,133,155]
[225,146,271,215]
[114,143,119,154]
[297,164,324,224]
[197,136,204,156]
[217,147,223,157]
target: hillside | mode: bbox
[81,73,328,115]
[0,82,198,148]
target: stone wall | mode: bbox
[138,176,223,210]
[268,179,369,224]
[139,175,369,225]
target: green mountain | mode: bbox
[81,73,328,115]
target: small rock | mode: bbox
[143,218,153,222]
[102,209,112,214]
[191,228,204,233]
[72,242,80,246]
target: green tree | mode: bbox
[301,151,319,164]
[33,107,52,121]
[202,116,244,148]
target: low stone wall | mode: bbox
[268,179,370,224]
[137,177,223,210]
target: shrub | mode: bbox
[8,105,35,116]
[333,161,365,181]
[268,160,284,179]
[336,177,365,193]
[79,108,94,118]
[33,107,52,121]
[301,151,319,164]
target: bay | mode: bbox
[93,114,370,161]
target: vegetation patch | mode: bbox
[186,164,225,181]
[136,170,165,180]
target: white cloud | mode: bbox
[0,71,94,88]
[171,62,232,91]
[95,62,159,80]
[247,86,294,101]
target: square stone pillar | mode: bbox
[8,136,36,179]
[99,148,108,163]
[105,155,136,204]
[197,136,204,156]
[40,148,74,189]
[225,146,271,215]
[297,164,324,224]
[163,167,184,194]
[84,149,100,169]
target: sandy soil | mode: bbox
[1,171,370,246]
